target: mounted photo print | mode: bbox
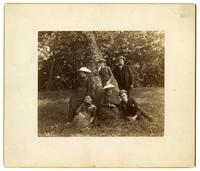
[4,3,195,168]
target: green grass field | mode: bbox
[38,87,164,137]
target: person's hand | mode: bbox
[109,104,116,108]
[90,117,94,123]
[126,115,137,121]
[79,113,86,118]
[133,115,138,121]
[106,80,110,84]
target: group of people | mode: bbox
[65,56,153,132]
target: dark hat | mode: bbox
[117,56,126,61]
[119,90,128,96]
[97,58,106,63]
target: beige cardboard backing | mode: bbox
[4,4,195,167]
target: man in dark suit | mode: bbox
[118,90,153,122]
[113,56,134,94]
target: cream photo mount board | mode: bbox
[4,4,195,167]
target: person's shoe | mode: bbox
[132,115,138,121]
[146,115,153,122]
[126,116,137,122]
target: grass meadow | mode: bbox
[38,87,164,137]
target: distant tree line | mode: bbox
[38,31,164,90]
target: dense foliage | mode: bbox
[38,31,164,90]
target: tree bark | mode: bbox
[84,31,104,103]
[84,32,103,72]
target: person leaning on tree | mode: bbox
[97,58,119,92]
[67,67,93,122]
[113,56,134,95]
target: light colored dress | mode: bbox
[99,66,120,92]
[98,66,120,108]
[73,103,96,130]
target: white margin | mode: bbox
[0,0,199,170]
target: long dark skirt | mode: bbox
[62,114,91,135]
[72,114,90,129]
[97,106,119,120]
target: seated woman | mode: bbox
[65,96,97,132]
[118,90,153,122]
[97,83,120,122]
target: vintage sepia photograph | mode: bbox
[38,31,164,137]
[4,3,195,167]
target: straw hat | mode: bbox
[103,83,115,89]
[118,90,128,96]
[117,56,126,61]
[79,67,91,73]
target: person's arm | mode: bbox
[118,102,127,118]
[76,103,84,115]
[101,103,110,107]
[92,106,97,117]
[106,67,113,84]
[72,79,79,89]
[99,95,111,107]
[129,98,138,108]
[128,66,134,87]
[103,102,116,108]
[113,67,118,81]
[85,76,94,97]
[90,106,97,122]
[89,106,96,123]
[118,102,123,112]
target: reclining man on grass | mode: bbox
[118,90,153,122]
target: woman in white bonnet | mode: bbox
[67,67,93,122]
[96,83,120,122]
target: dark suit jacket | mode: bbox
[113,65,134,91]
[119,97,138,117]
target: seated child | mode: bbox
[118,90,153,122]
[65,96,96,131]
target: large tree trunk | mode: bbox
[85,32,103,87]
[85,32,103,61]
[84,32,103,72]
[84,32,104,104]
